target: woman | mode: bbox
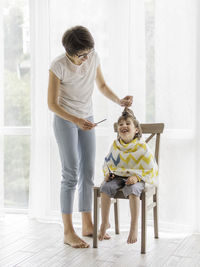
[48,25,133,248]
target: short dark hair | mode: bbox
[62,26,94,56]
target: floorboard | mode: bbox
[0,215,199,267]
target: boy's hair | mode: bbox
[62,26,94,56]
[117,108,142,140]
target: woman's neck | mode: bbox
[66,53,82,65]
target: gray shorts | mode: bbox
[100,176,145,198]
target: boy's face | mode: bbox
[118,118,138,143]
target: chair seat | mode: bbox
[116,183,155,192]
[143,183,156,192]
[94,183,155,190]
[94,183,156,199]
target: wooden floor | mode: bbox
[0,215,200,267]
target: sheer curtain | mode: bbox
[29,0,145,225]
[28,0,52,220]
[29,0,200,233]
[196,0,200,232]
[0,2,4,218]
[155,0,199,232]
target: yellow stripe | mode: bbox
[138,164,144,170]
[113,141,117,151]
[142,169,153,177]
[116,142,147,153]
[141,154,153,164]
[119,153,152,165]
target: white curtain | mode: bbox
[28,0,52,221]
[196,0,200,233]
[49,0,146,226]
[29,0,145,225]
[29,0,200,232]
[0,2,4,218]
[155,0,199,232]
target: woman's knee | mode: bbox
[61,178,78,190]
[85,166,95,180]
[61,166,79,189]
[79,165,95,186]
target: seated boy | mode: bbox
[99,108,158,243]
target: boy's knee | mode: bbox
[100,182,115,197]
[100,192,110,198]
[129,193,139,199]
[100,182,109,192]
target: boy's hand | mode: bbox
[104,173,110,182]
[104,173,115,182]
[126,175,138,185]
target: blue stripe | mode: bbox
[105,153,120,166]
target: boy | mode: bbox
[99,108,158,243]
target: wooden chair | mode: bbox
[93,122,164,254]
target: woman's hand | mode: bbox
[119,95,133,107]
[126,175,138,185]
[75,118,96,130]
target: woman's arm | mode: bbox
[95,65,120,104]
[47,70,95,130]
[95,65,133,107]
[48,70,77,122]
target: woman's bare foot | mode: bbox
[127,224,138,244]
[98,223,111,241]
[64,232,89,248]
[82,212,93,236]
[82,225,93,237]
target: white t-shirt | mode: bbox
[50,51,100,118]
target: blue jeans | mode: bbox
[53,115,96,214]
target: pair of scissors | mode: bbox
[95,119,107,125]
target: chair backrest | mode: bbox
[113,123,164,166]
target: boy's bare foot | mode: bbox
[98,223,111,241]
[64,232,89,248]
[127,225,138,244]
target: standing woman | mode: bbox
[48,25,133,248]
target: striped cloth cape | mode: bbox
[103,138,158,186]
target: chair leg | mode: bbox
[141,192,146,254]
[153,193,159,238]
[93,188,99,248]
[114,199,120,234]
